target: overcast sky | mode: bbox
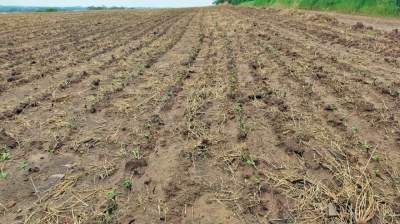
[0,0,214,8]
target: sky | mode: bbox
[0,0,214,8]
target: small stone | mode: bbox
[7,200,16,208]
[48,174,65,182]
[281,138,305,157]
[15,215,23,220]
[238,130,248,141]
[89,107,96,113]
[125,159,148,172]
[7,76,16,82]
[324,104,337,111]
[63,163,75,169]
[0,129,17,149]
[352,22,365,30]
[144,178,152,185]
[360,101,375,112]
[29,166,40,173]
[91,79,100,86]
[327,203,339,217]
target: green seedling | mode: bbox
[229,75,238,86]
[373,169,380,177]
[144,133,150,139]
[138,65,145,76]
[360,142,371,152]
[371,153,380,161]
[246,158,256,167]
[144,122,152,129]
[306,83,314,94]
[240,153,247,162]
[240,153,256,167]
[131,147,141,159]
[47,147,55,154]
[234,103,243,114]
[67,118,77,130]
[0,151,10,161]
[255,176,262,191]
[63,79,71,87]
[122,179,133,190]
[255,176,261,185]
[352,127,360,134]
[0,171,8,180]
[106,189,117,200]
[19,160,29,170]
[161,90,173,102]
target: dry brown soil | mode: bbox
[0,6,400,224]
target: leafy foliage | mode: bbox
[222,0,400,16]
[214,0,251,5]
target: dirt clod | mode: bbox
[0,6,399,224]
[91,79,100,86]
[352,22,365,30]
[125,159,148,175]
[0,129,17,149]
[327,203,339,217]
[280,138,305,157]
[324,104,337,111]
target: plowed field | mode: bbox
[1,6,400,224]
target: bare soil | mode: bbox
[0,6,399,224]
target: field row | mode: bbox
[0,6,399,224]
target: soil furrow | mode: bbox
[218,7,400,223]
[0,13,187,120]
[1,6,399,224]
[0,12,180,90]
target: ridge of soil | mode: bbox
[0,6,399,224]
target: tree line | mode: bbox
[213,0,250,5]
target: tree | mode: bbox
[213,0,228,4]
[213,0,250,5]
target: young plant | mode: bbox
[234,103,243,114]
[373,169,380,177]
[122,179,133,190]
[161,90,173,103]
[240,152,256,167]
[360,142,371,152]
[246,158,256,167]
[306,82,314,94]
[131,146,141,159]
[63,79,71,88]
[0,171,8,180]
[229,75,238,87]
[0,151,10,162]
[234,104,247,139]
[254,176,263,191]
[67,117,77,130]
[137,64,145,76]
[106,189,117,200]
[19,160,29,170]
[371,153,380,162]
[352,127,360,134]
[144,122,152,129]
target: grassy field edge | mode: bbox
[237,0,400,17]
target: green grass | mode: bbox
[240,0,256,6]
[239,0,400,17]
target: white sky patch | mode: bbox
[0,0,214,8]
